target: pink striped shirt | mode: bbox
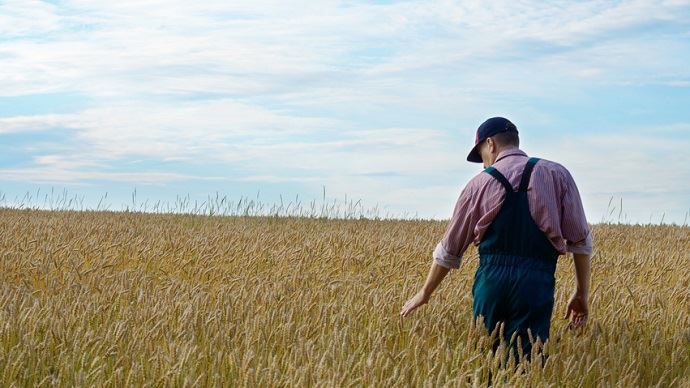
[434,148,593,269]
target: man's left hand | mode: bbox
[400,290,430,317]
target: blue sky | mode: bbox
[1,0,690,223]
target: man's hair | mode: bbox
[492,131,519,148]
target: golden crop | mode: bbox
[1,208,688,387]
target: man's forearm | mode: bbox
[573,252,592,296]
[421,261,450,297]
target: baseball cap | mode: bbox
[466,117,518,163]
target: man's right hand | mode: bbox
[400,290,430,317]
[564,292,589,329]
[400,262,450,318]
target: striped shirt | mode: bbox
[434,148,593,269]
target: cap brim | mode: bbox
[466,143,482,163]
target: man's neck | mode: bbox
[496,146,519,154]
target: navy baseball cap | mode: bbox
[466,117,518,163]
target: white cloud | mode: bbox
[0,167,223,184]
[1,100,339,160]
[0,114,67,133]
[2,0,688,99]
[0,1,62,37]
[0,97,465,188]
[33,154,105,170]
[239,175,321,183]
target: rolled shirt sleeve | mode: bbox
[566,230,593,255]
[433,241,462,269]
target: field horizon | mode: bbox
[1,187,687,226]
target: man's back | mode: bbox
[434,148,592,270]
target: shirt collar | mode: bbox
[494,148,527,164]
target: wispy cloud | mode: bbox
[0,167,224,185]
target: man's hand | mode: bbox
[400,290,430,317]
[400,261,450,318]
[564,292,589,329]
[566,252,592,329]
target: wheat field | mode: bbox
[0,208,689,387]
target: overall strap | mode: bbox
[484,167,514,193]
[518,157,540,192]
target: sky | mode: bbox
[1,0,690,224]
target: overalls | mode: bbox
[471,157,559,360]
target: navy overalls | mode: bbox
[471,157,559,359]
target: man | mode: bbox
[400,117,592,361]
